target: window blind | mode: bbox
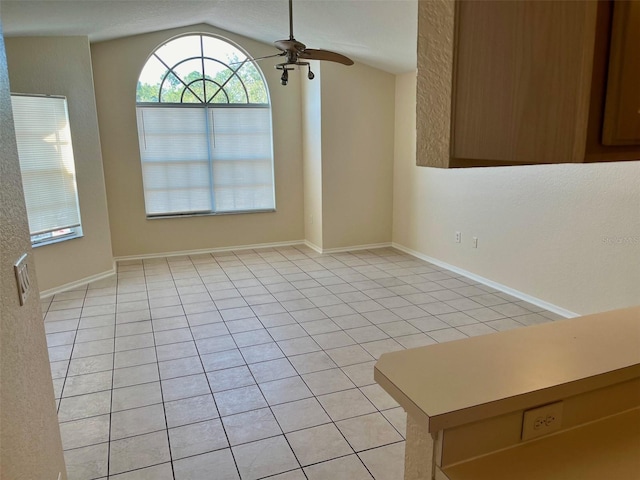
[11,95,82,236]
[136,105,275,216]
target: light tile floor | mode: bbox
[43,246,561,480]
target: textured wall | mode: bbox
[91,24,304,257]
[320,61,395,249]
[416,0,454,168]
[5,36,114,292]
[0,29,67,480]
[394,65,640,314]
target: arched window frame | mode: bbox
[135,33,275,217]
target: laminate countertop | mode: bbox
[375,306,640,432]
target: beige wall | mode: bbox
[393,69,640,315]
[5,36,114,292]
[319,61,395,249]
[401,0,640,315]
[301,62,324,249]
[0,29,67,480]
[91,24,304,257]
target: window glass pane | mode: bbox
[136,34,274,216]
[142,193,212,216]
[160,71,187,103]
[145,188,212,216]
[210,108,274,211]
[203,58,232,84]
[11,95,82,237]
[137,107,209,160]
[181,81,205,104]
[221,75,248,104]
[238,63,268,104]
[155,35,203,70]
[137,107,212,215]
[214,184,275,212]
[173,58,205,98]
[137,55,166,102]
[211,108,272,149]
[209,86,230,104]
[202,36,246,66]
[203,80,226,104]
[203,59,233,102]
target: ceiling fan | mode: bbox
[254,0,354,85]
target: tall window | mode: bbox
[136,34,275,217]
[11,94,83,246]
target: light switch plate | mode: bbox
[14,253,31,306]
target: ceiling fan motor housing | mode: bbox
[269,0,354,85]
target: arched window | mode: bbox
[135,34,275,217]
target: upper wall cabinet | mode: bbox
[602,1,640,146]
[416,0,640,168]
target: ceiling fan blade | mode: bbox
[299,49,354,66]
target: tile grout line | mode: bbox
[214,250,314,478]
[146,258,177,480]
[48,245,557,479]
[200,249,309,477]
[105,276,119,479]
[233,249,318,479]
[230,250,377,478]
[174,253,245,480]
[56,285,87,430]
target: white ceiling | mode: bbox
[0,0,417,74]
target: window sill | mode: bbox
[146,209,276,220]
[32,232,83,248]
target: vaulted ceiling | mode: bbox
[0,0,417,74]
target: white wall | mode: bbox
[0,29,67,480]
[301,61,324,249]
[393,71,640,315]
[319,61,395,250]
[5,36,114,292]
[91,24,304,258]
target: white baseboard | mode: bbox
[321,242,393,254]
[303,240,322,254]
[39,238,578,319]
[391,243,579,319]
[114,240,307,262]
[39,264,116,299]
[303,240,393,255]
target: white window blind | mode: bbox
[11,95,82,237]
[136,106,275,216]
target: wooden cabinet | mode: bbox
[416,0,640,168]
[585,0,640,162]
[451,1,597,167]
[602,1,640,146]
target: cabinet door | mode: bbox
[602,1,640,146]
[450,1,598,166]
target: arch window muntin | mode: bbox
[137,33,269,106]
[154,55,251,104]
[135,33,275,218]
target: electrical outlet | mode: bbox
[472,236,478,248]
[455,231,461,243]
[522,401,563,441]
